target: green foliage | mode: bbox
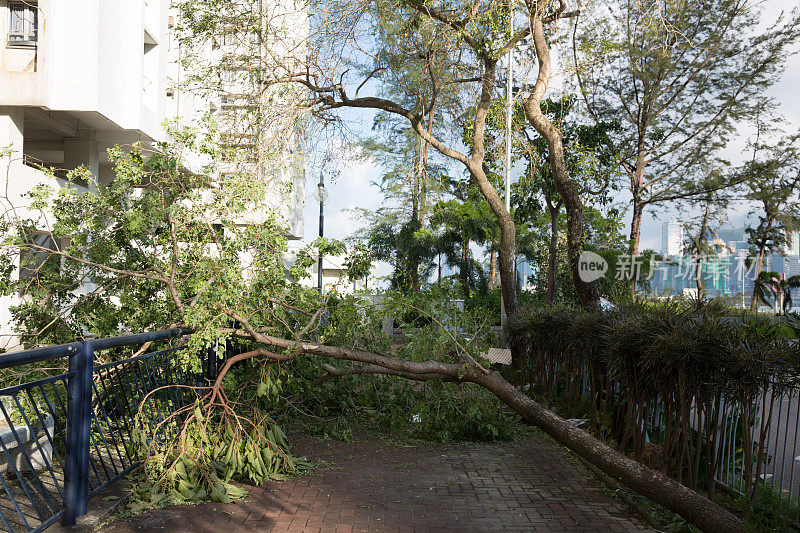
[282,287,520,443]
[738,129,800,304]
[402,382,521,443]
[753,271,800,315]
[507,95,623,304]
[507,300,800,521]
[0,141,373,506]
[131,401,303,506]
[738,481,800,532]
[430,189,496,298]
[290,375,521,444]
[128,357,313,507]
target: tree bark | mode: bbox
[489,240,498,288]
[546,200,560,305]
[461,235,470,298]
[627,198,645,300]
[629,201,644,259]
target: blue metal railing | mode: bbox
[0,329,208,532]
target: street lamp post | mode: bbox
[313,175,329,295]
[500,6,514,336]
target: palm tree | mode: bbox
[754,271,800,315]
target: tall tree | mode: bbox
[349,2,469,290]
[287,0,609,320]
[681,193,728,301]
[574,0,800,259]
[514,96,617,304]
[736,129,800,311]
[355,118,452,290]
[754,272,800,315]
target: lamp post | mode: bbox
[500,5,514,336]
[313,174,329,295]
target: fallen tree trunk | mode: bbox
[224,325,744,532]
[470,372,744,533]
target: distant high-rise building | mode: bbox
[782,231,800,257]
[661,218,684,257]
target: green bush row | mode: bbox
[506,300,800,520]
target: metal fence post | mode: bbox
[63,340,93,525]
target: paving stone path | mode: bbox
[101,430,656,532]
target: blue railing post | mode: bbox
[63,340,93,525]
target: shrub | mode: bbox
[507,300,800,507]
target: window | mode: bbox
[8,2,37,47]
[18,232,58,289]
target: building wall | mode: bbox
[0,0,308,349]
[661,218,684,257]
[1,0,169,138]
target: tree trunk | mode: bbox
[404,137,425,291]
[461,236,470,298]
[420,115,432,227]
[628,199,645,299]
[464,163,518,318]
[629,201,644,258]
[522,16,599,311]
[695,203,710,301]
[695,259,705,301]
[489,240,498,288]
[750,239,768,312]
[749,216,775,311]
[412,136,422,222]
[547,202,559,305]
[241,328,745,533]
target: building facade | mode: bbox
[649,225,800,309]
[661,218,684,257]
[0,0,306,349]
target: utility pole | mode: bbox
[500,4,514,336]
[315,174,328,296]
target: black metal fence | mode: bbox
[524,360,800,524]
[0,329,216,532]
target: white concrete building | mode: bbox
[0,0,306,349]
[165,0,308,236]
[286,252,370,296]
[782,231,800,257]
[661,218,684,257]
[1,0,175,349]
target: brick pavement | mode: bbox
[100,430,656,532]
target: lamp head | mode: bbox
[313,182,329,205]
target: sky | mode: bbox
[300,0,800,263]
